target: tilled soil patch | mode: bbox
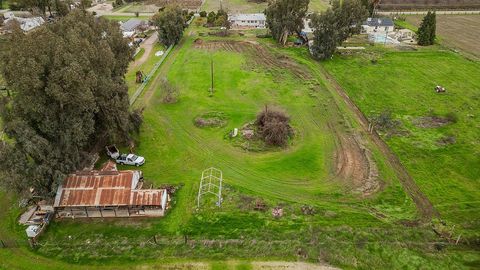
[193,39,312,79]
[413,116,453,128]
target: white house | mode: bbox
[228,13,266,29]
[120,18,147,38]
[3,12,45,32]
[361,17,394,34]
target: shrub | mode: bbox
[160,77,179,103]
[199,11,207,17]
[372,109,398,130]
[255,106,292,146]
[129,108,144,134]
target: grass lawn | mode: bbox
[126,42,166,96]
[101,15,151,21]
[1,22,480,270]
[323,47,480,237]
[308,0,330,12]
[203,0,267,13]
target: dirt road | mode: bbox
[320,68,439,222]
[131,32,158,69]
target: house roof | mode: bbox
[228,13,266,22]
[53,165,166,208]
[4,15,45,32]
[120,19,145,32]
[363,17,394,27]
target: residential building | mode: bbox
[120,18,147,38]
[361,17,394,34]
[3,12,45,32]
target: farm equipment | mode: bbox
[435,85,446,93]
[135,71,145,83]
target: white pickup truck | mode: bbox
[116,154,145,166]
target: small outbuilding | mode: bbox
[53,162,169,218]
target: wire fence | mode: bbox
[129,16,195,106]
[129,44,173,106]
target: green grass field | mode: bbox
[1,20,480,270]
[126,42,166,96]
[203,0,329,12]
[323,47,480,237]
[203,0,267,13]
[102,15,151,21]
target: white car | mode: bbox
[116,154,145,166]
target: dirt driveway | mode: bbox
[131,31,158,69]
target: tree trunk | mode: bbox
[280,29,289,46]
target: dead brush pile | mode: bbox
[255,106,293,146]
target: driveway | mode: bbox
[131,31,158,69]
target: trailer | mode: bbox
[105,145,120,159]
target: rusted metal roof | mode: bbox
[131,190,164,206]
[54,168,165,208]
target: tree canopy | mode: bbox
[265,0,309,45]
[309,0,368,60]
[153,5,186,47]
[0,10,134,196]
[9,0,73,16]
[417,11,436,46]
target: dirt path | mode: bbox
[131,32,158,69]
[319,67,439,222]
[192,40,380,197]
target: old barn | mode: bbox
[53,162,169,218]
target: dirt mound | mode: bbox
[414,116,453,128]
[333,131,380,197]
[193,40,312,79]
[194,112,227,128]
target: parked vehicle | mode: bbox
[106,145,120,159]
[116,154,145,166]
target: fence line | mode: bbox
[377,10,480,15]
[129,16,195,106]
[129,44,174,106]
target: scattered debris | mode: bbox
[301,205,316,215]
[231,128,238,138]
[272,207,283,218]
[254,199,267,211]
[242,129,255,139]
[194,112,227,128]
[435,85,446,93]
[155,51,164,57]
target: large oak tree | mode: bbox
[310,0,368,60]
[0,10,133,196]
[153,5,186,47]
[265,0,309,45]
